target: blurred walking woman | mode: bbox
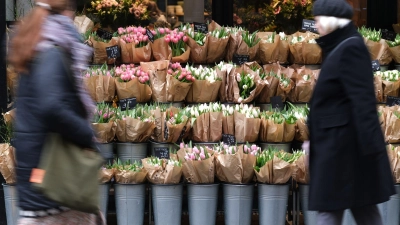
[308,0,395,225]
[8,0,99,224]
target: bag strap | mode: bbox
[325,36,359,61]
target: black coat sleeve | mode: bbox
[34,48,94,148]
[339,40,386,155]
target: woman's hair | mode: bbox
[317,16,352,35]
[8,0,76,73]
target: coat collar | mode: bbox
[316,22,360,57]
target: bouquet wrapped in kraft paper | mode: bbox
[229,62,266,104]
[119,39,152,64]
[259,111,290,143]
[222,105,235,136]
[254,150,300,184]
[387,35,400,64]
[384,106,400,143]
[99,165,114,184]
[258,32,290,64]
[206,27,230,63]
[0,143,16,184]
[292,152,309,184]
[6,66,18,99]
[187,33,208,64]
[83,64,116,103]
[374,75,384,102]
[73,15,94,34]
[176,144,215,183]
[165,63,194,102]
[150,28,172,61]
[292,67,317,103]
[359,27,392,65]
[141,60,169,102]
[186,65,222,103]
[90,36,119,65]
[114,64,152,103]
[225,28,243,62]
[165,28,191,63]
[214,144,256,184]
[151,107,191,143]
[2,109,16,127]
[276,67,296,102]
[92,103,117,143]
[215,62,235,103]
[116,106,156,143]
[234,106,261,143]
[189,103,223,142]
[236,30,261,62]
[142,157,182,184]
[256,63,281,103]
[208,20,222,32]
[289,32,322,65]
[291,105,310,142]
[114,161,148,184]
[375,70,400,102]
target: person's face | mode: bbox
[315,16,327,36]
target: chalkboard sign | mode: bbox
[222,134,236,146]
[233,54,250,65]
[270,96,284,110]
[382,29,397,42]
[97,28,114,40]
[146,28,155,43]
[386,96,400,106]
[106,45,121,59]
[372,60,380,72]
[154,147,170,159]
[193,22,208,34]
[119,98,137,111]
[302,19,318,34]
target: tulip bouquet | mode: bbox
[276,67,295,102]
[386,145,400,183]
[114,64,152,102]
[118,26,152,63]
[89,31,119,64]
[288,103,310,142]
[259,31,290,64]
[289,31,322,64]
[358,26,392,64]
[374,70,400,102]
[142,157,183,184]
[222,104,235,136]
[257,63,282,103]
[207,27,230,63]
[182,23,209,63]
[176,142,215,183]
[0,115,16,184]
[388,34,400,64]
[291,67,317,103]
[164,62,194,102]
[99,162,114,184]
[115,105,156,142]
[186,65,222,103]
[292,150,309,184]
[165,28,190,62]
[234,104,261,143]
[236,30,261,61]
[225,27,245,62]
[187,103,223,142]
[382,106,400,143]
[150,27,173,60]
[259,109,297,143]
[92,102,117,143]
[113,159,148,184]
[83,63,116,103]
[215,61,236,102]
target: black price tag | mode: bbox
[119,98,137,111]
[154,147,170,159]
[193,22,208,34]
[302,19,318,34]
[386,96,400,106]
[146,28,155,43]
[106,45,120,59]
[97,28,114,40]
[382,29,397,42]
[372,60,380,72]
[222,134,236,146]
[270,96,284,110]
[233,54,250,65]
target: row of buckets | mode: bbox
[3,182,400,225]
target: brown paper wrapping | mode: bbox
[166,75,192,102]
[385,107,400,143]
[206,36,230,63]
[91,36,119,64]
[222,115,235,135]
[379,39,393,65]
[142,158,182,184]
[283,123,296,143]
[216,68,228,102]
[141,60,169,102]
[165,117,190,143]
[257,64,281,103]
[3,109,16,127]
[302,42,322,64]
[259,33,279,64]
[120,41,152,64]
[236,41,259,62]
[231,64,267,103]
[289,42,303,64]
[389,45,400,64]
[295,118,309,142]
[151,108,166,142]
[294,69,316,102]
[186,80,221,103]
[115,169,147,184]
[115,79,152,103]
[225,33,242,62]
[116,118,155,142]
[382,80,400,102]
[259,118,268,142]
[255,156,292,184]
[150,37,172,61]
[99,168,114,183]
[278,40,290,64]
[84,75,116,103]
[374,76,384,102]
[6,67,19,98]
[215,152,242,183]
[0,144,16,184]
[234,111,261,143]
[208,21,221,32]
[240,148,256,183]
[177,148,215,184]
[266,119,284,143]
[187,36,208,64]
[277,79,295,102]
[292,154,309,184]
[92,121,117,143]
[192,112,223,142]
[73,15,94,34]
[171,45,190,63]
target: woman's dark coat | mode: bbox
[14,47,94,211]
[308,23,395,211]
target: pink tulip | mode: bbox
[186,75,192,81]
[168,69,173,74]
[172,38,178,43]
[151,30,156,35]
[144,76,150,82]
[159,28,165,34]
[138,36,143,42]
[165,28,170,33]
[178,74,184,80]
[191,77,196,82]
[143,35,148,42]
[193,147,199,154]
[165,37,170,43]
[140,71,146,77]
[106,71,111,77]
[133,27,138,33]
[184,155,190,161]
[244,145,249,153]
[85,73,90,77]
[183,36,188,42]
[180,143,184,149]
[251,144,257,151]
[199,153,205,160]
[190,154,196,160]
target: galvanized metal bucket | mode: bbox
[3,184,19,225]
[223,183,254,225]
[98,143,114,164]
[152,183,183,225]
[378,184,400,225]
[299,184,318,225]
[116,142,148,164]
[99,183,110,223]
[342,209,356,225]
[187,183,219,225]
[258,183,289,225]
[114,183,146,225]
[258,142,291,152]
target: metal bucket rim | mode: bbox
[116,142,149,145]
[149,139,177,145]
[96,142,114,145]
[114,183,147,186]
[222,183,255,187]
[186,183,220,187]
[151,183,183,187]
[257,183,290,186]
[2,183,16,187]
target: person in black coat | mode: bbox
[308,0,395,224]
